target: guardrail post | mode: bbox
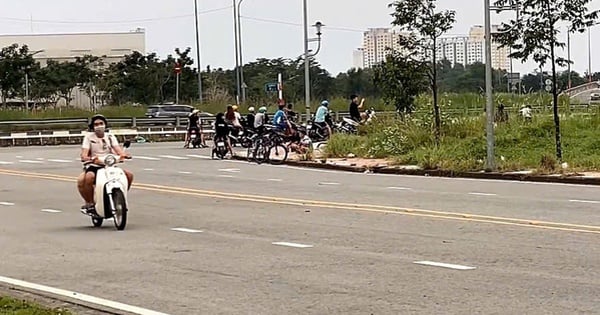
[132,117,137,128]
[335,111,339,121]
[176,116,181,127]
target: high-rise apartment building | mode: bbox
[353,25,511,70]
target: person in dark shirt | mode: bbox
[246,107,256,130]
[184,109,206,148]
[214,112,233,156]
[286,103,297,122]
[349,94,365,122]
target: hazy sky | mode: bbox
[2,0,599,77]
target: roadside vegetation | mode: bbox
[0,296,73,315]
[325,109,600,173]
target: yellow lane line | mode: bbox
[1,168,599,234]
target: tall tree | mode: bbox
[373,52,428,114]
[0,44,36,107]
[389,0,456,143]
[493,0,598,161]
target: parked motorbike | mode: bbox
[212,135,228,159]
[188,128,202,148]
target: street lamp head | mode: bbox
[313,21,324,36]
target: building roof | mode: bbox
[0,29,145,38]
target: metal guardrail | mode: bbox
[0,104,598,131]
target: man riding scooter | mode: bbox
[77,114,133,216]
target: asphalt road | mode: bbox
[0,142,599,314]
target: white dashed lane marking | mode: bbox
[413,261,476,270]
[272,242,314,248]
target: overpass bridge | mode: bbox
[561,81,600,104]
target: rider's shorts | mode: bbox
[83,165,102,184]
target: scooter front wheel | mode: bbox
[111,190,128,231]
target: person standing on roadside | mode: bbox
[349,94,365,123]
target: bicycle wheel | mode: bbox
[253,137,269,164]
[267,144,288,165]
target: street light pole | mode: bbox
[303,0,310,121]
[232,0,241,104]
[237,0,246,103]
[25,49,44,109]
[302,0,323,122]
[194,0,203,103]
[484,0,494,171]
[589,26,592,83]
[567,28,571,88]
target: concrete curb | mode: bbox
[0,283,120,314]
[231,155,600,186]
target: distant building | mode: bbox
[355,25,511,70]
[0,29,146,108]
[0,29,146,66]
[352,48,364,69]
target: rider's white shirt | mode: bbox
[82,132,119,158]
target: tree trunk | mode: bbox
[432,37,441,145]
[548,10,562,161]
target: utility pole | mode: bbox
[194,0,203,103]
[303,0,310,121]
[484,0,494,171]
[232,0,241,104]
[237,0,246,103]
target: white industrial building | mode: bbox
[0,29,146,108]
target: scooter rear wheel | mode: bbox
[112,190,128,231]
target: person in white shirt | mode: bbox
[520,105,532,122]
[77,114,133,216]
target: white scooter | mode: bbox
[83,141,132,230]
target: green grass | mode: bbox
[0,296,73,315]
[325,109,600,173]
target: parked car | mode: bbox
[145,104,213,118]
[590,92,600,101]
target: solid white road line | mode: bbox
[0,202,15,206]
[158,155,188,160]
[267,179,283,182]
[413,261,476,270]
[171,227,203,233]
[178,171,192,175]
[143,168,155,171]
[0,276,169,315]
[41,209,62,213]
[134,156,161,161]
[218,175,234,178]
[0,161,13,165]
[272,242,314,248]
[468,192,497,196]
[569,199,600,204]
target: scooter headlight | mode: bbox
[104,155,117,167]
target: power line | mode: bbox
[240,16,365,33]
[0,6,231,25]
